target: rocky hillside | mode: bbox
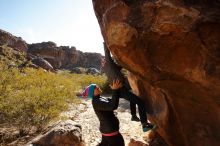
[93,0,220,146]
[0,29,28,52]
[0,29,103,70]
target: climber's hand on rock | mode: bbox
[110,79,122,90]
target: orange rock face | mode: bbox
[92,0,220,146]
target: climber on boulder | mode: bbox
[101,42,156,132]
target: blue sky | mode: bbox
[0,0,104,54]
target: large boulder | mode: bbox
[92,0,220,146]
[0,29,28,52]
[31,57,54,72]
[28,120,84,146]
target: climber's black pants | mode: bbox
[98,133,125,146]
[130,102,137,116]
[119,86,147,124]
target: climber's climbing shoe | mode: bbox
[142,123,157,132]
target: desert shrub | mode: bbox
[0,64,106,131]
[58,70,107,91]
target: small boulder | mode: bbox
[28,120,84,146]
[86,67,100,75]
[70,67,82,74]
[128,139,148,146]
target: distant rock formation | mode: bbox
[0,29,103,71]
[93,0,220,146]
[28,42,103,70]
[74,50,103,70]
[0,29,28,52]
[28,42,78,69]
